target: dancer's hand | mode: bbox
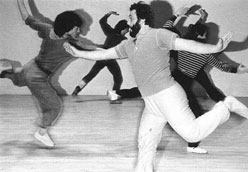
[199,9,208,22]
[237,64,248,74]
[216,31,234,52]
[107,11,119,16]
[175,6,190,17]
[63,42,80,57]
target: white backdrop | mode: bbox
[0,0,248,96]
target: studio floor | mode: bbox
[0,95,248,172]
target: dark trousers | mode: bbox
[172,68,226,147]
[82,60,123,90]
[116,87,141,99]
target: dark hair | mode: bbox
[184,23,208,40]
[114,20,129,34]
[54,11,83,37]
[130,1,153,27]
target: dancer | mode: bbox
[107,6,248,154]
[72,11,129,98]
[0,0,97,147]
[165,7,248,154]
[64,2,248,171]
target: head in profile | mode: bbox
[114,20,129,36]
[73,9,93,36]
[129,1,153,37]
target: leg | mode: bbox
[196,69,226,102]
[150,83,230,143]
[107,87,141,104]
[116,87,141,99]
[72,61,105,96]
[106,60,123,91]
[0,59,26,86]
[25,61,63,147]
[172,70,204,117]
[135,101,167,172]
[172,70,206,153]
[196,69,248,118]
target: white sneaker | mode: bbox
[107,90,120,101]
[34,130,55,147]
[187,147,208,154]
[224,96,248,119]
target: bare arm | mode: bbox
[63,42,120,61]
[174,31,233,54]
[17,0,29,21]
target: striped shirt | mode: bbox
[163,15,237,78]
[177,51,237,78]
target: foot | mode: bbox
[187,146,208,154]
[224,96,248,119]
[0,60,13,78]
[107,90,120,101]
[72,86,82,96]
[34,130,55,147]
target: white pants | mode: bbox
[135,83,230,172]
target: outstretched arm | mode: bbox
[163,6,189,29]
[99,11,119,36]
[195,9,208,24]
[174,31,233,54]
[17,0,29,21]
[225,36,248,52]
[63,42,120,61]
[207,54,238,73]
[17,0,52,37]
[28,0,53,24]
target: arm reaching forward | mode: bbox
[174,31,233,54]
[63,42,120,61]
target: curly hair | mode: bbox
[130,1,153,27]
[53,11,83,37]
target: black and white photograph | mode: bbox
[1,0,248,171]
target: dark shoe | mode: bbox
[72,86,82,96]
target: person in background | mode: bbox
[72,11,129,103]
[165,7,248,154]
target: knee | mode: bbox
[183,134,201,143]
[178,126,202,143]
[52,101,63,115]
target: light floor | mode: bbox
[0,95,248,172]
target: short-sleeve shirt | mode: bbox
[115,28,178,97]
[25,15,97,74]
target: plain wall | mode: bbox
[0,0,248,96]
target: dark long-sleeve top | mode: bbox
[99,14,127,49]
[163,15,237,78]
[25,15,97,74]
